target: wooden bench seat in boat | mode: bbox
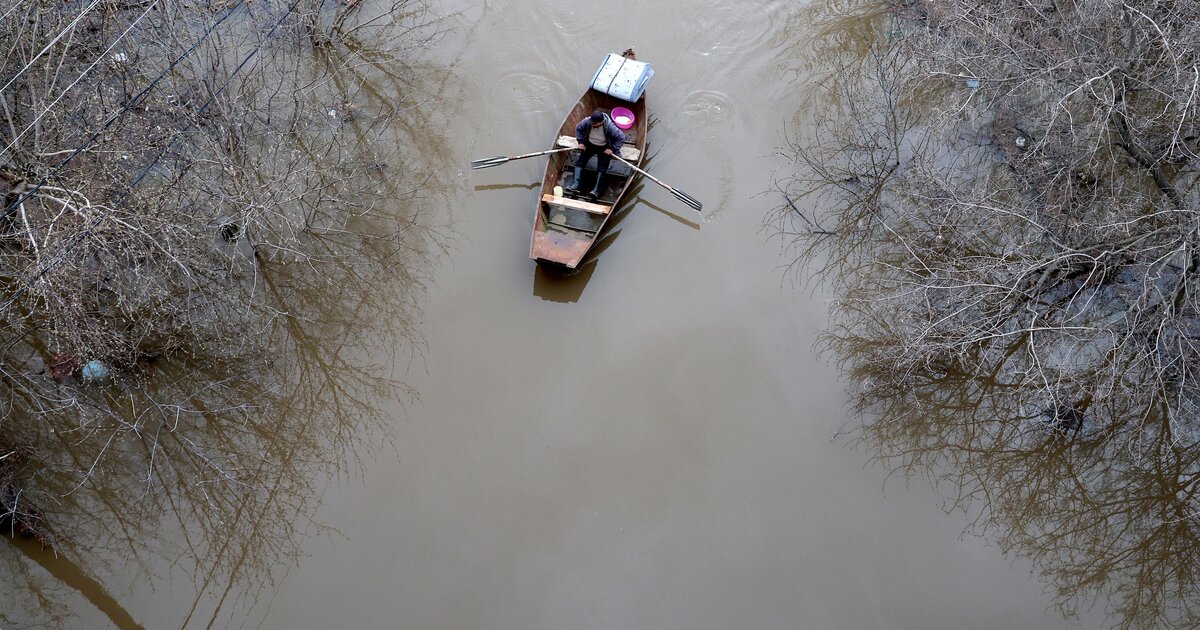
[541,193,611,215]
[556,135,641,161]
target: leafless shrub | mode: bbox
[0,0,447,626]
[777,1,1200,627]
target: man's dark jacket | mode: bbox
[574,114,625,152]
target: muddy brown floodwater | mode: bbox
[29,1,1112,628]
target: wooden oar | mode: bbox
[471,146,573,170]
[612,155,703,212]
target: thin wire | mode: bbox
[2,0,248,219]
[0,0,30,25]
[1,0,304,313]
[0,0,161,158]
[0,0,104,97]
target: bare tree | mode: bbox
[0,0,450,625]
[776,1,1200,627]
[1,0,443,366]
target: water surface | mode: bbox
[32,1,1108,628]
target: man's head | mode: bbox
[590,110,605,126]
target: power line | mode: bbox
[1,0,305,314]
[0,0,105,97]
[0,0,30,25]
[0,0,162,158]
[2,0,247,220]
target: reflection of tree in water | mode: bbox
[0,1,449,626]
[3,245,426,628]
[776,2,1200,627]
[842,357,1200,628]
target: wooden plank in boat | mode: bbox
[555,135,641,161]
[541,193,611,215]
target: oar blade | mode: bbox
[472,146,568,170]
[671,188,703,212]
[470,156,508,169]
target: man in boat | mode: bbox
[569,109,625,198]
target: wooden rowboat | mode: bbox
[530,51,647,274]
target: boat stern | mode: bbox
[530,231,590,269]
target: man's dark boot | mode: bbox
[589,173,604,199]
[568,164,584,193]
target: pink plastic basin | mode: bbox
[611,106,635,130]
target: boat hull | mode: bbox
[530,53,648,270]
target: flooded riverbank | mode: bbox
[8,1,1109,627]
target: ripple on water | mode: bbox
[683,0,783,58]
[664,89,740,220]
[677,89,738,131]
[489,70,570,115]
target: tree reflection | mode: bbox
[1,220,433,627]
[0,1,451,626]
[840,344,1200,628]
[776,2,1200,627]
